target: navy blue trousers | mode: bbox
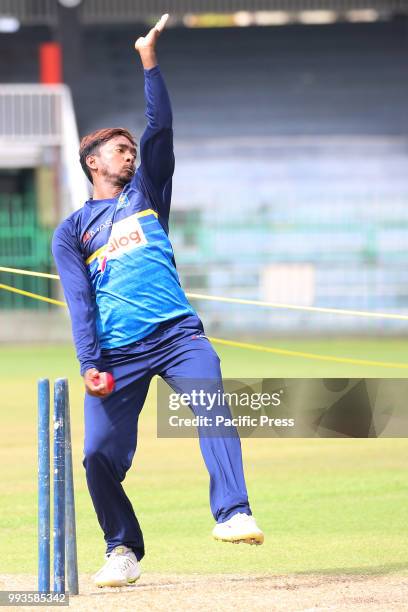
[83,314,251,561]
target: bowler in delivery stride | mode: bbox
[52,14,263,587]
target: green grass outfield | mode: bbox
[1,339,408,576]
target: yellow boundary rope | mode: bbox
[0,266,59,280]
[1,265,408,321]
[209,337,408,370]
[0,283,65,307]
[187,293,408,321]
[1,280,407,370]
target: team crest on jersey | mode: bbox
[116,193,130,210]
[97,213,147,272]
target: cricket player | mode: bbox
[52,14,263,587]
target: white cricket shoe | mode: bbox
[212,513,264,545]
[93,545,141,587]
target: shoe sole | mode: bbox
[213,533,264,545]
[95,575,141,588]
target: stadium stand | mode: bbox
[1,18,408,333]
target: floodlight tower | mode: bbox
[56,0,83,99]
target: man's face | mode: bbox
[87,136,137,187]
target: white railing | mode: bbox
[0,84,62,142]
[0,84,89,213]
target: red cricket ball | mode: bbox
[103,372,115,393]
[94,371,115,393]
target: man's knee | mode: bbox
[83,442,132,481]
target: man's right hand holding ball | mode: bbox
[84,368,115,397]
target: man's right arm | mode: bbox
[52,221,103,377]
